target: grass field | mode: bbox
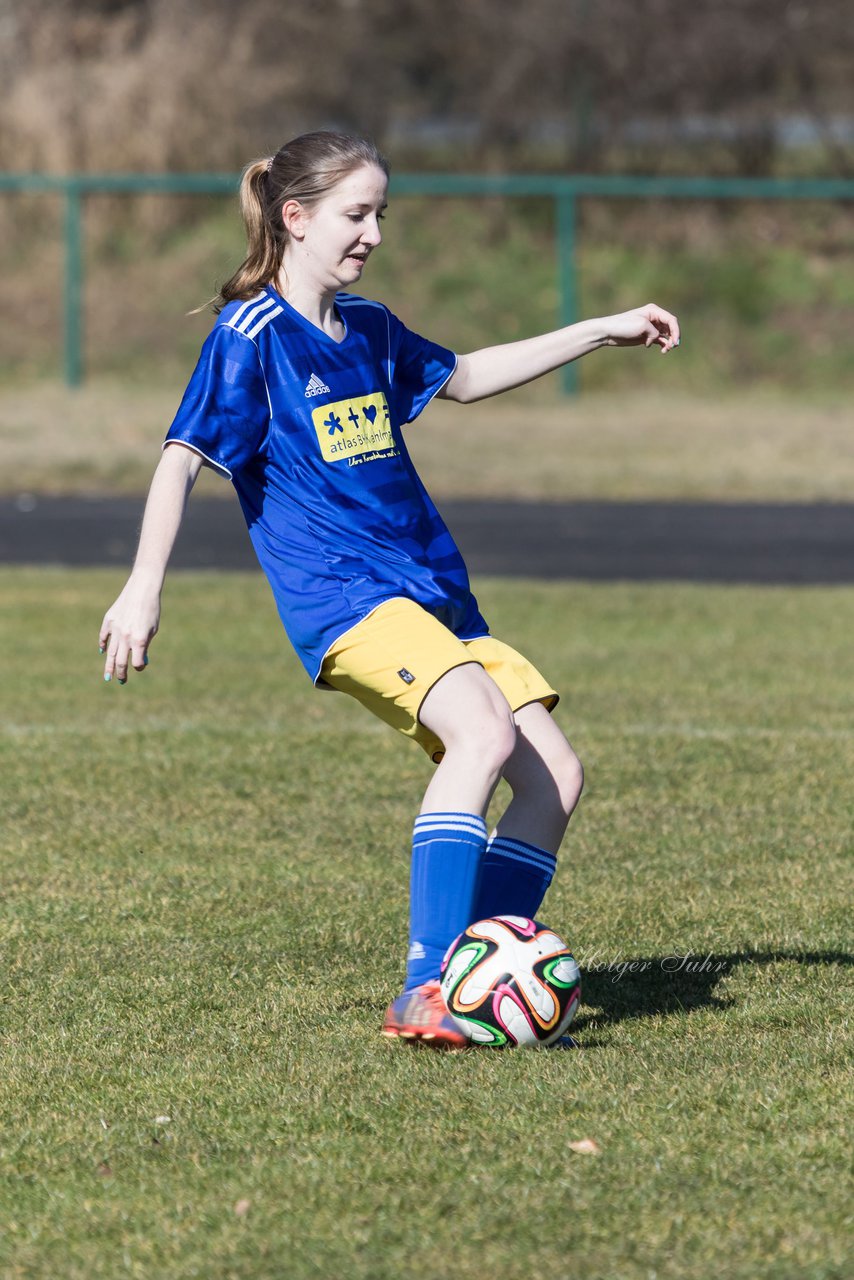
[1,568,851,1279]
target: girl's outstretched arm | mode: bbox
[99,442,203,684]
[440,303,680,403]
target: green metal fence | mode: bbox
[3,172,854,392]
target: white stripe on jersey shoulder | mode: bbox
[226,292,282,339]
[245,305,283,339]
[226,293,266,330]
[335,295,391,383]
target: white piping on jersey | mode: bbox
[161,438,232,480]
[336,295,392,385]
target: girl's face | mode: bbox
[283,164,388,293]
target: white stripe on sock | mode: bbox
[414,817,487,841]
[485,850,555,877]
[413,828,487,845]
[415,811,487,825]
[487,838,556,872]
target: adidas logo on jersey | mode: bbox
[304,372,331,398]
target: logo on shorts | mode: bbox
[398,668,416,685]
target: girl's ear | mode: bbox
[281,199,308,240]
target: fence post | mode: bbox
[556,187,578,396]
[64,180,83,387]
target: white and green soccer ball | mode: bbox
[440,915,581,1048]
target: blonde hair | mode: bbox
[214,131,389,312]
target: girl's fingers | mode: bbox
[103,638,129,684]
[103,646,116,682]
[649,306,680,347]
[103,639,150,683]
[113,648,129,684]
[130,641,149,672]
[100,594,160,684]
[606,305,679,350]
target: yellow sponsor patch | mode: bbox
[311,392,394,462]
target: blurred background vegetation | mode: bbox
[4,0,852,177]
[1,0,853,396]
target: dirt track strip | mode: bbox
[3,495,854,584]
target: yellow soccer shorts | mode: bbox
[320,597,559,763]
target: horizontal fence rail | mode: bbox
[3,172,854,390]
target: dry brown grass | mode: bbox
[3,379,853,503]
[414,389,854,501]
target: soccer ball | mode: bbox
[440,915,582,1048]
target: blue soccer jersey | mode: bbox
[164,287,489,679]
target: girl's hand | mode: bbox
[99,574,161,684]
[602,304,681,353]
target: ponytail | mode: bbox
[209,131,389,314]
[214,157,282,312]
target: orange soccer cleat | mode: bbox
[381,979,470,1049]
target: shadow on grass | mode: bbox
[575,949,853,1030]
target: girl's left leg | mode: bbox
[472,701,583,923]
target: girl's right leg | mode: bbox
[382,663,519,1047]
[418,661,519,817]
[319,601,522,1047]
[400,662,517,986]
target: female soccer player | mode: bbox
[99,131,679,1048]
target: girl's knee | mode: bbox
[560,747,584,815]
[436,702,517,783]
[505,734,584,819]
[455,702,518,775]
[421,664,518,775]
[538,740,584,818]
[489,708,520,772]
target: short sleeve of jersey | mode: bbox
[163,323,270,478]
[386,310,457,425]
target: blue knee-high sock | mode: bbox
[471,835,557,923]
[405,812,488,991]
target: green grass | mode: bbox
[1,568,851,1278]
